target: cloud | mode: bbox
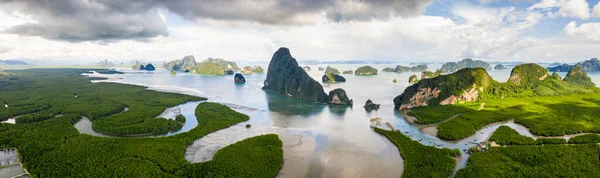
[557,0,589,20]
[528,0,590,20]
[563,21,600,42]
[0,0,168,42]
[592,1,600,18]
[0,0,434,42]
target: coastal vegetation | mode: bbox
[420,70,443,79]
[456,144,600,177]
[0,69,284,178]
[375,128,455,178]
[457,126,600,177]
[0,69,204,136]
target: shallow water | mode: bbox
[83,64,600,177]
[0,149,27,178]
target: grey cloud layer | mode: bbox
[0,0,433,42]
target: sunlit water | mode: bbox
[21,64,600,177]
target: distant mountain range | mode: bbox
[548,58,600,72]
[0,60,28,66]
[300,60,394,65]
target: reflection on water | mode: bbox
[84,65,600,178]
[0,149,27,178]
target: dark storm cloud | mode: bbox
[0,0,433,42]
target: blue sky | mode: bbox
[0,0,600,64]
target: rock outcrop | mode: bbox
[494,64,507,70]
[409,75,419,84]
[303,66,311,71]
[262,48,328,102]
[355,66,378,75]
[364,99,380,111]
[440,58,491,73]
[164,55,198,70]
[253,66,264,73]
[394,68,493,110]
[564,65,595,87]
[234,73,246,83]
[507,63,548,86]
[318,67,325,71]
[322,73,346,83]
[242,66,253,74]
[132,63,155,71]
[327,88,353,105]
[324,66,341,75]
[342,70,353,74]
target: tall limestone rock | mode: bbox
[394,68,494,110]
[564,65,595,87]
[262,48,328,102]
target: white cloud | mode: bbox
[528,0,565,10]
[563,21,600,42]
[558,0,589,20]
[592,1,600,18]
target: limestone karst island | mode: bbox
[2,1,600,178]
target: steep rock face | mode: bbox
[262,48,328,102]
[440,58,491,73]
[507,63,548,86]
[322,73,346,83]
[328,88,353,105]
[164,55,198,70]
[564,65,595,87]
[234,73,246,83]
[394,68,494,110]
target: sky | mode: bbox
[0,0,600,64]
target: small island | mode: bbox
[164,56,240,75]
[355,66,378,75]
[440,58,491,73]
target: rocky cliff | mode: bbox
[394,68,494,110]
[164,55,198,70]
[262,48,328,102]
[507,63,548,87]
[327,88,353,105]
[322,73,346,83]
[564,65,595,87]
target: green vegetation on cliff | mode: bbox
[399,63,599,140]
[375,128,455,178]
[355,66,378,75]
[564,65,595,87]
[382,65,428,73]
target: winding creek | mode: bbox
[3,65,600,178]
